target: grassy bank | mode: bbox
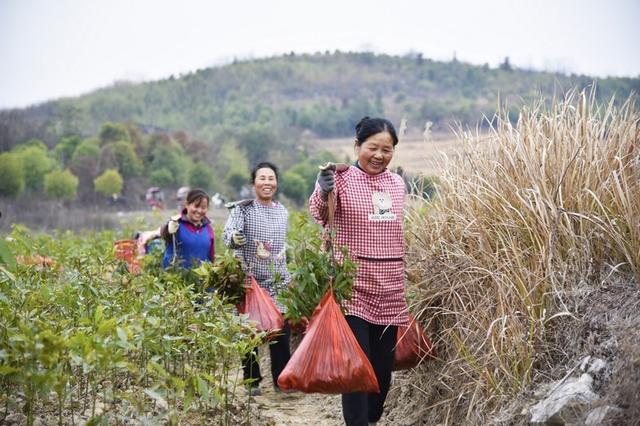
[397,91,639,424]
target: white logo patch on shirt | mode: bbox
[255,240,273,259]
[369,191,396,221]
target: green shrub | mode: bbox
[188,162,214,192]
[149,167,174,187]
[0,152,24,198]
[280,171,307,205]
[0,227,263,424]
[44,169,79,200]
[279,212,357,322]
[16,146,53,192]
[94,169,123,197]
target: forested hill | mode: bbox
[2,51,638,151]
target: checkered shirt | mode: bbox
[222,200,291,312]
[309,166,410,326]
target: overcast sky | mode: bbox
[1,0,639,109]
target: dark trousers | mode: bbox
[342,316,397,426]
[242,321,291,387]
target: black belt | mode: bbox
[356,256,404,262]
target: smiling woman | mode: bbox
[222,161,293,396]
[253,164,278,204]
[160,188,215,269]
[354,129,395,175]
[309,116,409,426]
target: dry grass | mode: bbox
[400,90,639,424]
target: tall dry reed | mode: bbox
[403,90,639,424]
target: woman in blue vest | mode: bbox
[161,188,215,269]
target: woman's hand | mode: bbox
[317,168,335,199]
[167,215,181,234]
[232,230,247,246]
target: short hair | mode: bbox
[354,116,399,146]
[251,161,279,183]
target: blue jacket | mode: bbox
[162,213,215,269]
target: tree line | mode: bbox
[0,121,337,206]
[1,51,637,207]
[1,51,637,151]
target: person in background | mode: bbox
[161,188,215,269]
[222,161,291,396]
[176,186,191,211]
[309,117,410,426]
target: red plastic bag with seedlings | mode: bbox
[393,314,435,371]
[277,288,380,394]
[237,276,284,335]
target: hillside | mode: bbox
[1,52,638,208]
[1,51,638,152]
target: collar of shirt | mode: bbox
[180,209,210,228]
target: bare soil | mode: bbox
[246,333,425,426]
[243,335,344,425]
[245,363,344,425]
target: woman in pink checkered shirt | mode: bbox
[309,116,410,426]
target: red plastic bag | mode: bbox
[277,289,380,394]
[393,314,435,371]
[114,239,141,274]
[237,276,284,334]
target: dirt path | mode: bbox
[237,333,422,426]
[249,386,344,425]
[243,354,344,425]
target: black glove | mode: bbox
[317,168,335,200]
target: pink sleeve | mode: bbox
[309,183,329,226]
